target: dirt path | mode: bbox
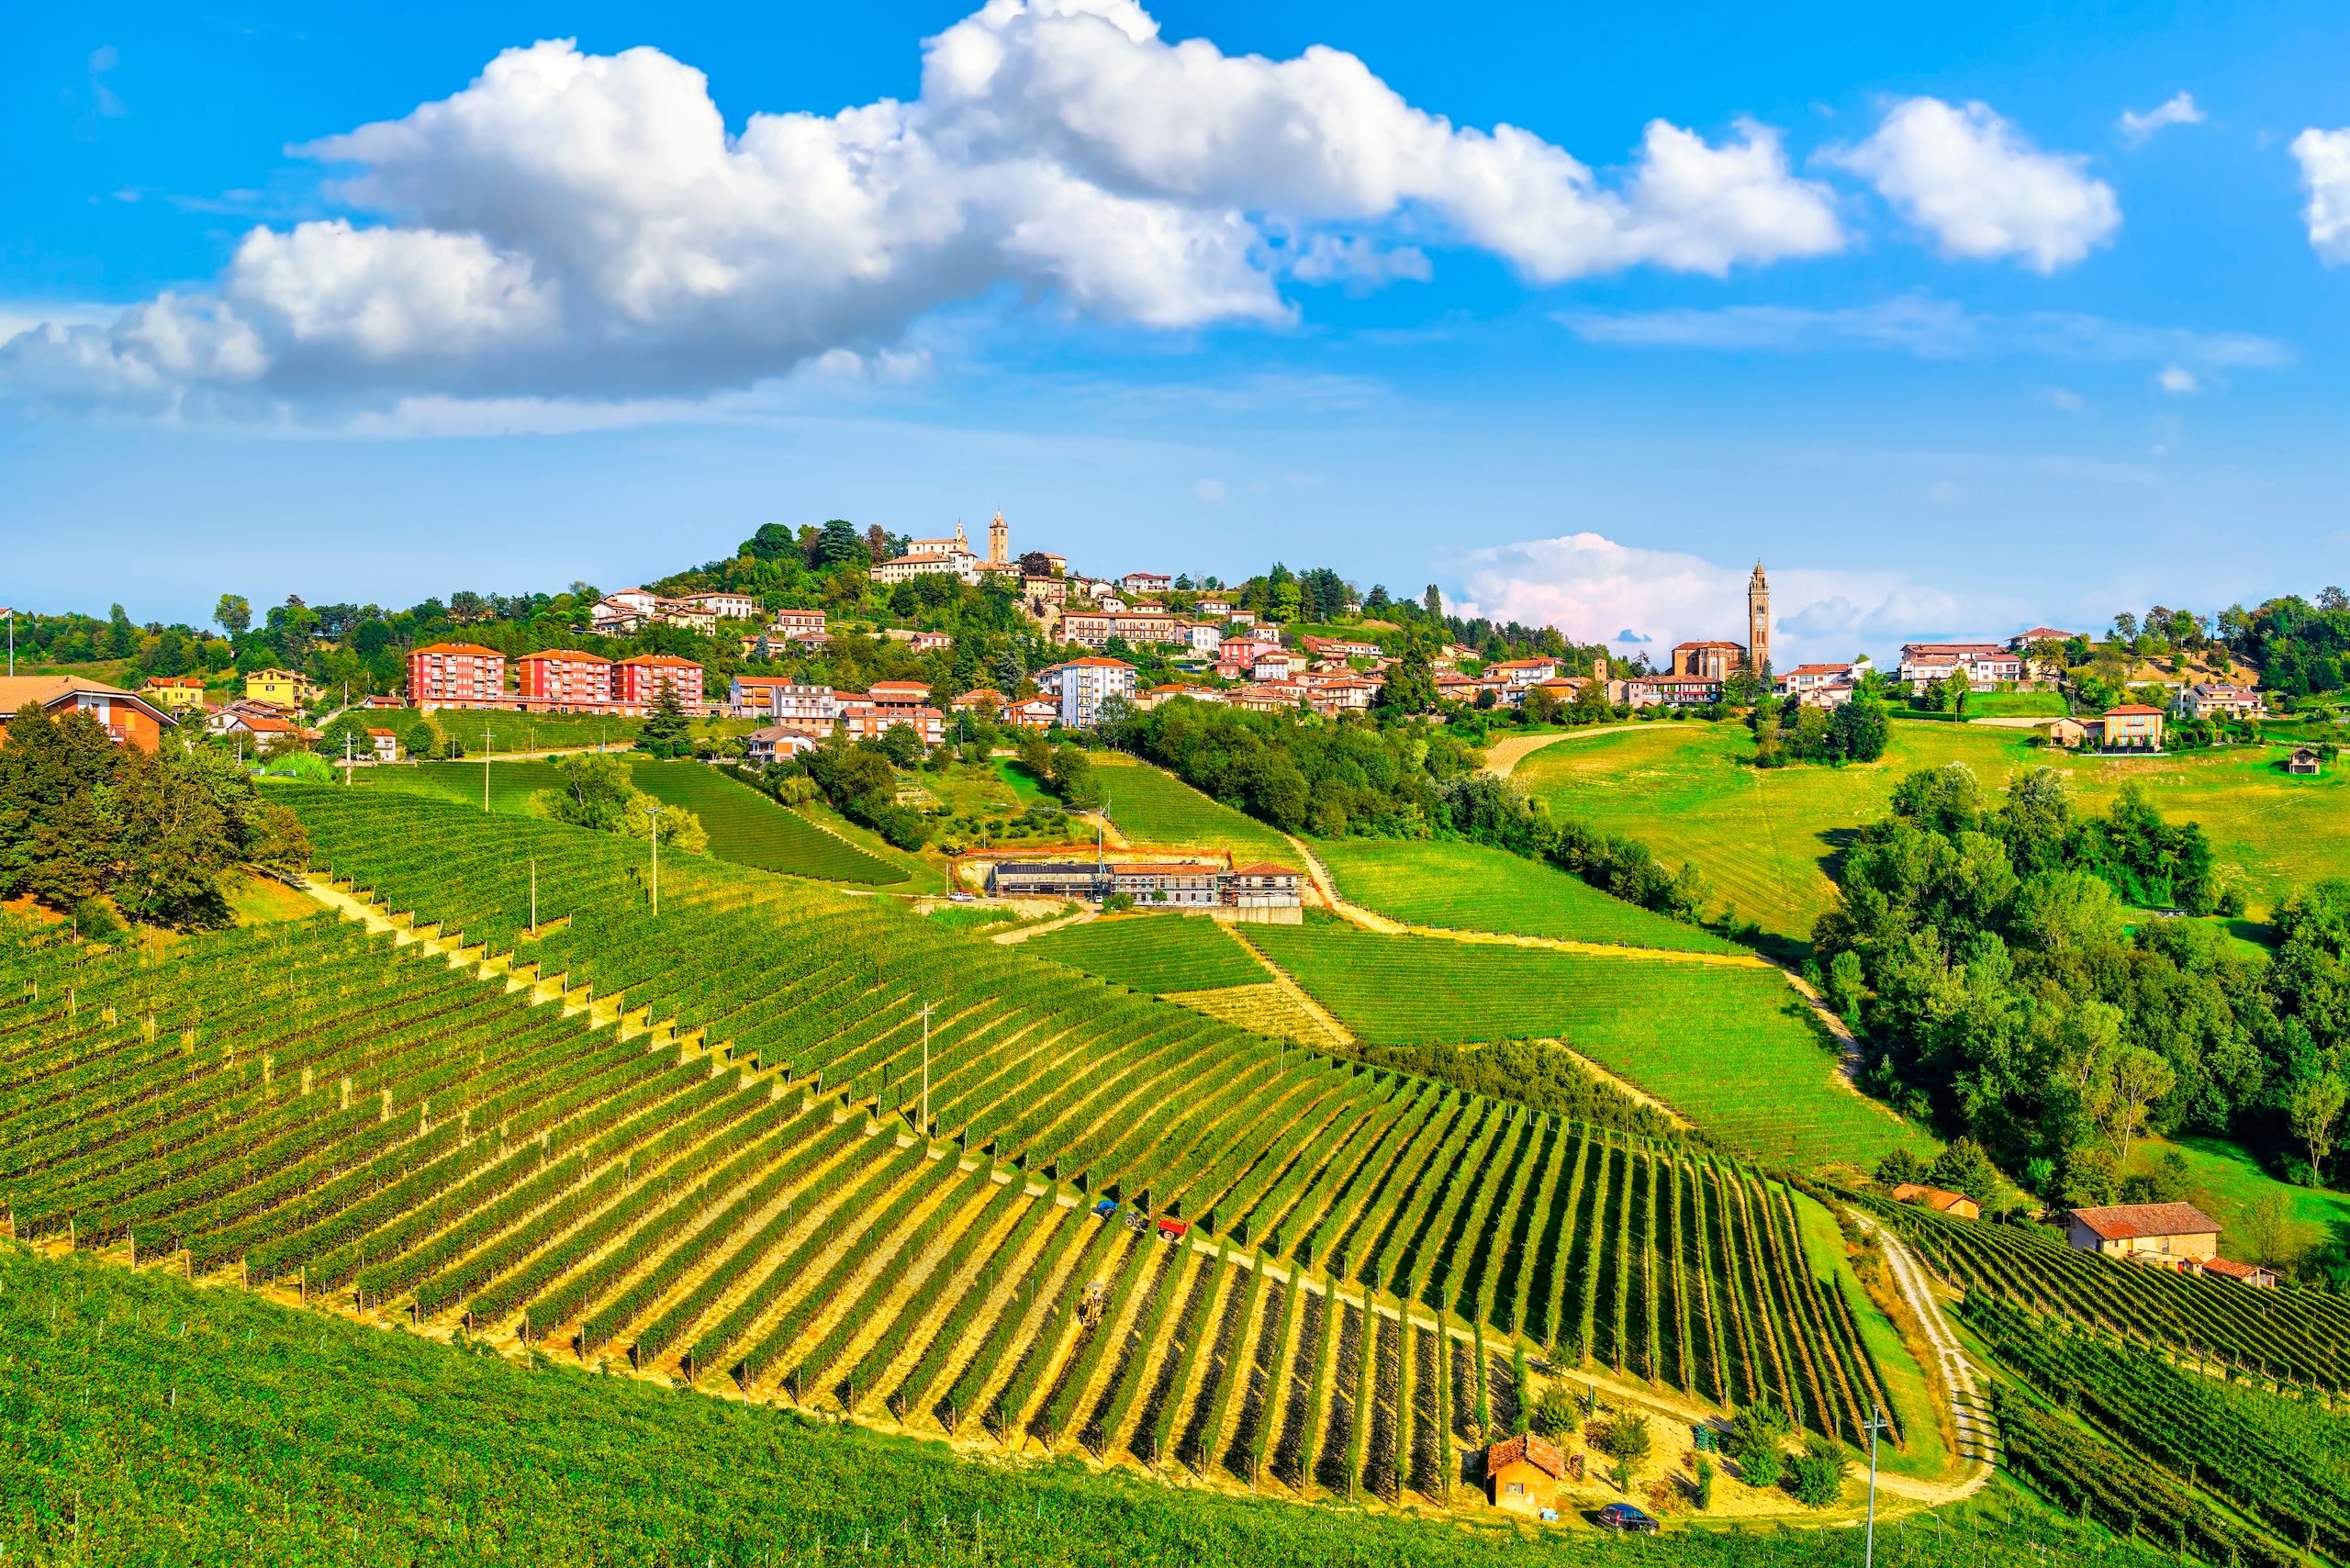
[993,907,1091,945]
[1850,1212,1995,1503]
[1479,724,1645,778]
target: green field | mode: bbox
[1314,838,1741,954]
[345,759,903,884]
[1239,922,1930,1169]
[1955,691,2071,719]
[1029,914,1267,992]
[1095,754,1304,868]
[1516,721,2350,945]
[2129,1135,2350,1270]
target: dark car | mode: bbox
[1595,1503,1660,1534]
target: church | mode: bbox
[1670,563,1770,678]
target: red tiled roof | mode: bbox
[2101,704,2165,717]
[616,654,701,668]
[1063,656,1136,669]
[2194,1257,2272,1282]
[520,648,611,664]
[1228,863,1299,878]
[412,642,501,656]
[2070,1202,2220,1241]
[1484,1431,1569,1480]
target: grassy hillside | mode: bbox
[1029,914,1268,992]
[1238,922,1930,1170]
[1516,721,2350,945]
[1314,838,1740,954]
[0,1245,2136,1565]
[346,758,903,884]
[1095,754,1304,868]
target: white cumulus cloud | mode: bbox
[2292,128,2350,263]
[1824,97,2119,272]
[1,0,1845,419]
[2154,364,2199,394]
[2118,92,2203,146]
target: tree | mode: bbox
[1694,1453,1717,1510]
[404,722,439,761]
[1423,583,1442,620]
[1785,1435,1850,1506]
[315,714,374,763]
[878,722,924,768]
[2288,1072,2347,1182]
[1376,645,1438,716]
[214,594,252,636]
[1530,1384,1579,1439]
[817,519,867,568]
[743,522,799,561]
[2092,1045,2177,1170]
[1729,1402,1787,1489]
[636,686,694,760]
[1829,698,1888,761]
[1598,1413,1652,1489]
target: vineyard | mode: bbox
[0,787,1915,1485]
[1028,916,1270,994]
[346,758,904,883]
[1966,1295,2345,1565]
[0,1249,2172,1568]
[1872,1199,2350,1388]
[1237,923,1930,1169]
[1093,755,1304,868]
[1313,838,1741,955]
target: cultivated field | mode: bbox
[1029,915,1268,993]
[1094,755,1304,868]
[346,759,903,884]
[1313,838,1741,953]
[1,788,1919,1473]
[1237,923,1930,1170]
[1515,721,2350,943]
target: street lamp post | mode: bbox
[1862,1404,1892,1568]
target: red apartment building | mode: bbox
[407,643,508,711]
[612,654,704,707]
[516,649,616,707]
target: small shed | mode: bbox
[2046,716,2088,748]
[1485,1431,1571,1512]
[1891,1182,1982,1220]
[2288,746,2322,776]
[2191,1256,2278,1289]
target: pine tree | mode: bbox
[636,686,693,759]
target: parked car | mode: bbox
[1595,1503,1659,1535]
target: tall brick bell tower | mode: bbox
[1747,561,1770,675]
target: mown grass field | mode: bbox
[1095,754,1303,868]
[1313,838,1740,953]
[347,760,903,884]
[2128,1135,2350,1269]
[1029,914,1267,992]
[1957,691,2070,719]
[1515,720,2350,945]
[1239,922,1931,1169]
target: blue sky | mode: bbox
[5,0,2347,662]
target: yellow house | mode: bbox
[244,668,317,710]
[142,675,210,713]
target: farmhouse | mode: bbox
[2190,1256,2278,1288]
[2082,704,2166,754]
[1484,1431,1572,1513]
[2065,1202,2221,1263]
[2288,746,2322,775]
[1891,1183,1980,1220]
[0,677,177,751]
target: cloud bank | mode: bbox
[0,0,1847,417]
[1449,531,2025,666]
[2294,128,2350,263]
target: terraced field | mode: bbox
[348,759,902,884]
[1314,838,1740,954]
[1516,721,2350,941]
[1237,923,1930,1170]
[2,787,1943,1458]
[1029,916,1268,993]
[1095,755,1304,868]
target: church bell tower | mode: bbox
[989,509,1009,566]
[1747,562,1770,674]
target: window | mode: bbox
[1505,1482,1525,1496]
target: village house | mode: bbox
[1302,634,1382,661]
[2288,746,2323,776]
[141,675,210,713]
[867,679,933,710]
[743,724,823,765]
[765,607,827,642]
[727,674,800,720]
[1224,863,1304,908]
[679,591,761,620]
[1891,1183,1981,1220]
[2076,704,2166,753]
[2009,627,2077,679]
[0,677,177,751]
[1193,598,1232,617]
[907,631,952,653]
[1214,637,1280,678]
[1779,662,1858,695]
[407,643,508,711]
[211,709,307,745]
[1061,610,1181,649]
[1250,649,1301,682]
[951,689,1007,715]
[1179,620,1224,655]
[1002,696,1058,732]
[242,667,316,709]
[2175,682,2262,722]
[2188,1257,2278,1288]
[839,702,945,746]
[1136,682,1227,711]
[1484,1431,1572,1513]
[1897,642,2023,691]
[1490,656,1559,686]
[1120,571,1173,597]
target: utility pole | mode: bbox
[921,1001,931,1137]
[482,724,494,812]
[1862,1404,1892,1568]
[643,804,662,913]
[2,606,11,677]
[342,733,354,787]
[530,857,537,933]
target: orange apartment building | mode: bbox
[0,677,176,751]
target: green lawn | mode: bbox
[348,760,905,884]
[1959,691,2070,719]
[1516,721,2350,946]
[2131,1135,2350,1270]
[1029,914,1267,993]
[1313,837,1740,953]
[1094,754,1304,868]
[1240,922,1933,1170]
